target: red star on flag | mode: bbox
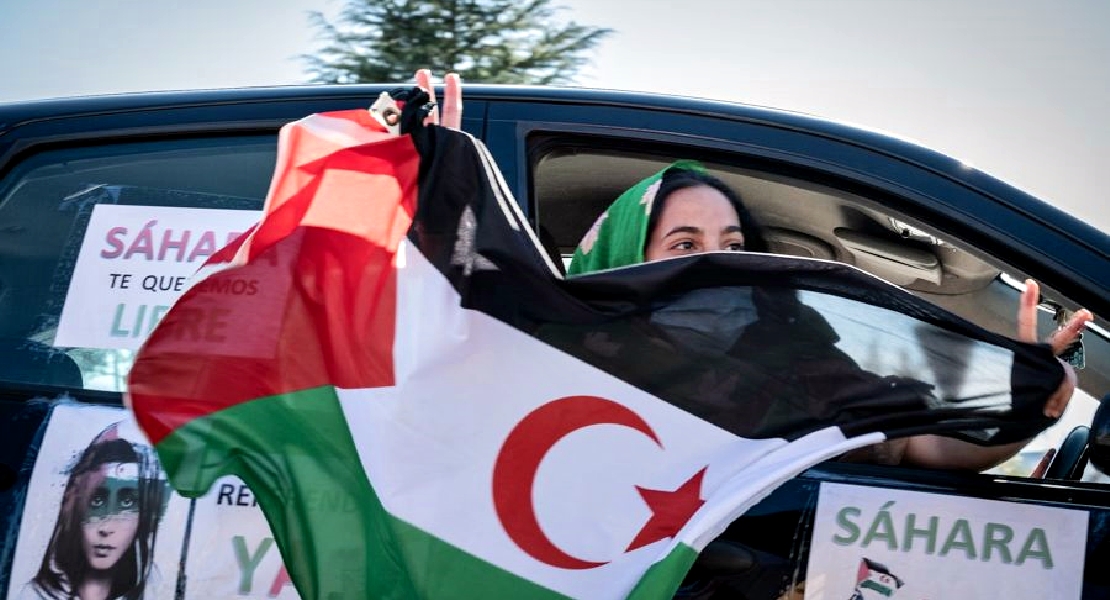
[625,467,708,552]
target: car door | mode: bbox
[483,94,1110,599]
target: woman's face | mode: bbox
[81,462,140,571]
[644,185,745,262]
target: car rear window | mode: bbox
[0,136,277,393]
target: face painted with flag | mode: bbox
[127,89,1065,600]
[82,462,140,571]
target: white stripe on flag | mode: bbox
[338,241,887,599]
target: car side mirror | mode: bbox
[1086,395,1110,475]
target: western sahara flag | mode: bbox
[127,98,1063,600]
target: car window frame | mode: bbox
[485,100,1109,321]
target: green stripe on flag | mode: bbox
[626,544,699,600]
[387,517,569,599]
[860,579,895,596]
[154,386,578,600]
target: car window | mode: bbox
[0,136,276,393]
[530,138,1110,483]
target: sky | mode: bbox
[1,0,1108,232]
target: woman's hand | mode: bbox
[1018,279,1093,418]
[414,69,462,129]
[902,281,1094,471]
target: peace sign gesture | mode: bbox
[1018,279,1093,418]
[414,69,463,130]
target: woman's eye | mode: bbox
[89,490,107,509]
[671,241,696,251]
[118,489,138,510]
[726,242,746,252]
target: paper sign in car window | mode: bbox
[804,482,1087,599]
[54,204,263,351]
[5,403,304,600]
[5,403,190,600]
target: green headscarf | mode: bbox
[566,160,706,276]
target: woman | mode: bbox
[22,422,168,600]
[567,160,768,275]
[415,70,1092,470]
[570,159,1090,469]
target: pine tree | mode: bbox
[303,0,613,85]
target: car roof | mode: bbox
[1,84,1106,255]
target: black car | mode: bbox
[1,85,1108,599]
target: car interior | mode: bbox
[529,136,1110,480]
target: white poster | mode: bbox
[5,404,189,600]
[6,403,301,600]
[54,204,262,350]
[804,482,1088,600]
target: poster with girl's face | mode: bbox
[5,403,189,600]
[5,403,306,600]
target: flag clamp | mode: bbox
[369,91,403,136]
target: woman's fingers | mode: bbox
[441,73,463,129]
[1019,279,1094,353]
[413,70,462,129]
[1017,279,1086,419]
[414,69,439,126]
[1018,279,1040,344]
[1048,309,1094,356]
[414,68,432,93]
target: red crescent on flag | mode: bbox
[491,395,662,570]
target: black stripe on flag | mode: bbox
[407,123,1062,445]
